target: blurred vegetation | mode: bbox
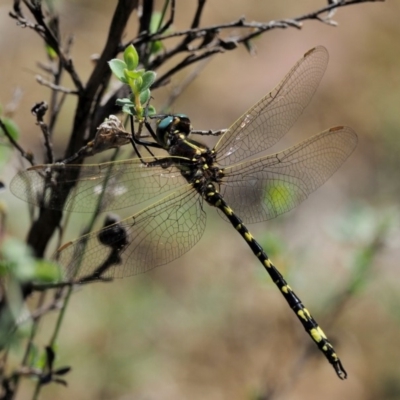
[1,0,400,399]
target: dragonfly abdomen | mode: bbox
[204,185,347,379]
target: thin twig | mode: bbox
[134,0,384,87]
[31,102,54,164]
[11,0,85,93]
[144,0,381,43]
[154,47,221,88]
[35,76,78,94]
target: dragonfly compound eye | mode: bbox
[156,116,174,146]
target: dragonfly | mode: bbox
[11,46,357,379]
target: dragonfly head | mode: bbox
[156,114,192,148]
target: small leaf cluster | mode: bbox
[108,45,156,118]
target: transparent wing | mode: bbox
[55,185,206,282]
[10,157,188,213]
[219,126,357,224]
[215,46,329,166]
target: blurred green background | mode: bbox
[1,0,400,399]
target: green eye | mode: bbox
[157,116,174,131]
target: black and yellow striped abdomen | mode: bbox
[204,185,347,380]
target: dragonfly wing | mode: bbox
[10,158,187,213]
[215,46,329,166]
[219,126,357,223]
[55,185,206,282]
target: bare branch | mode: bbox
[9,0,84,92]
[31,102,54,164]
[154,47,221,88]
[35,76,78,95]
[142,0,384,89]
[26,0,139,262]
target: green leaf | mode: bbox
[0,238,59,283]
[146,105,157,116]
[108,59,127,82]
[0,118,19,140]
[0,117,20,168]
[1,238,35,281]
[140,71,156,92]
[151,40,164,55]
[124,44,139,71]
[27,343,40,368]
[45,44,58,60]
[124,69,143,81]
[133,76,143,92]
[139,89,150,105]
[149,12,165,54]
[135,68,146,76]
[115,98,134,107]
[34,259,61,283]
[36,347,48,370]
[150,11,162,34]
[122,104,135,116]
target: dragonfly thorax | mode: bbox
[156,114,192,149]
[176,147,224,195]
[156,114,222,184]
